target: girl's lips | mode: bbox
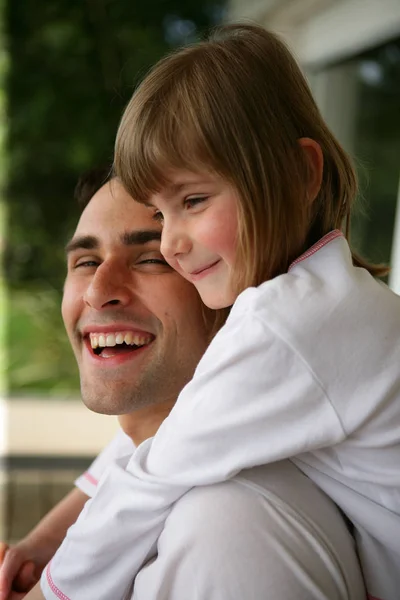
[189,260,221,281]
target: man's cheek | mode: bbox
[61,285,81,332]
[165,257,181,275]
[61,293,71,327]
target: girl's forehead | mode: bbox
[157,168,225,194]
[147,170,238,211]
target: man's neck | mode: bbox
[118,399,176,446]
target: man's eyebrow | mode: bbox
[65,235,99,254]
[121,230,161,245]
[65,230,161,255]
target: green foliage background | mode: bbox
[4,0,224,394]
[3,2,400,395]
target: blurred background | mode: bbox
[1,0,400,542]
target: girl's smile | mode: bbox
[189,259,221,279]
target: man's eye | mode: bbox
[74,260,98,269]
[184,196,208,209]
[138,258,169,266]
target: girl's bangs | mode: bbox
[115,82,215,205]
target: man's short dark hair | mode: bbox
[74,165,112,210]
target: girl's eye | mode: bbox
[184,196,208,209]
[152,210,164,223]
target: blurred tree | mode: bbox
[4,0,224,393]
[5,0,225,289]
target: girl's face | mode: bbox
[149,169,239,309]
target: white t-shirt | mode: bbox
[131,461,366,600]
[69,432,365,599]
[71,430,365,600]
[75,429,134,497]
[50,453,366,599]
[42,231,400,600]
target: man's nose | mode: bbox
[83,262,132,310]
[160,219,192,261]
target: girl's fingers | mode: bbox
[0,544,8,565]
[14,561,37,593]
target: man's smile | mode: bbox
[80,325,155,361]
[89,330,153,351]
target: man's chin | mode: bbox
[80,383,129,416]
[81,396,120,416]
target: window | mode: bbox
[311,37,400,282]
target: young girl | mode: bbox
[39,24,400,600]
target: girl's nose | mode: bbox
[160,219,192,261]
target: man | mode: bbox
[2,174,365,599]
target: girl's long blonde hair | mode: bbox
[115,23,387,297]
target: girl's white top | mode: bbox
[42,231,400,600]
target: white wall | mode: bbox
[227,0,400,291]
[389,177,400,295]
[1,397,119,457]
[228,0,400,68]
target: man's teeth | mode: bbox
[89,332,152,349]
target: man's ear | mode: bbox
[298,138,324,203]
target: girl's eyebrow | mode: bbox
[165,182,187,196]
[146,176,214,205]
[145,183,187,204]
[163,180,213,199]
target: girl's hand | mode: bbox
[0,542,41,600]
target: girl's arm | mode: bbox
[0,431,133,600]
[0,489,88,600]
[40,298,346,600]
[24,581,44,600]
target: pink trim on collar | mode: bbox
[288,230,343,271]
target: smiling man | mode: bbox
[0,171,214,600]
[62,178,211,422]
[8,174,365,600]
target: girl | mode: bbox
[39,24,400,600]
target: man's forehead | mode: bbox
[68,187,162,253]
[77,180,161,233]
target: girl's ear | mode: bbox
[298,138,324,203]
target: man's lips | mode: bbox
[87,330,153,348]
[82,334,154,365]
[79,324,155,362]
[81,324,153,336]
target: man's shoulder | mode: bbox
[165,460,348,546]
[133,461,365,600]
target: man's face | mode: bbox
[62,180,211,415]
